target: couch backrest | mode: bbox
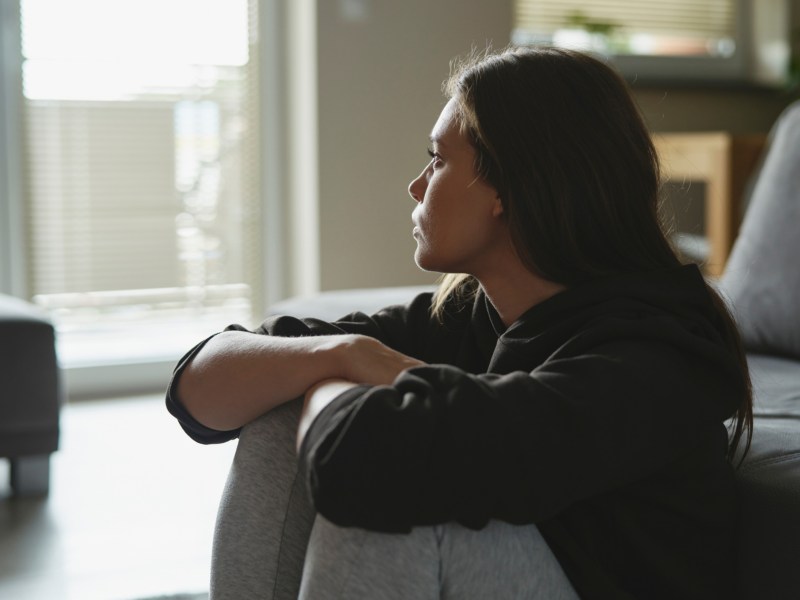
[720,101,800,361]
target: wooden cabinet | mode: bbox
[652,132,767,277]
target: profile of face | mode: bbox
[408,98,507,278]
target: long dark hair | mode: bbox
[435,46,752,461]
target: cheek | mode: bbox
[417,202,451,245]
[418,179,448,221]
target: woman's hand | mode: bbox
[335,334,425,386]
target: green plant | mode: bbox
[564,10,618,37]
[788,26,800,95]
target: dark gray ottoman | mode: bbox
[0,294,62,496]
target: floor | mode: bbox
[0,395,237,600]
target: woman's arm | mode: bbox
[177,330,424,432]
[177,330,349,431]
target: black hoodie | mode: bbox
[167,264,745,600]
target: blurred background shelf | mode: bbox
[654,132,767,277]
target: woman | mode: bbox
[167,46,752,599]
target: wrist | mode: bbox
[312,334,359,381]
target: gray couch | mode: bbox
[0,294,61,496]
[718,100,800,599]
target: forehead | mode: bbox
[430,98,462,143]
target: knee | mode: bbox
[235,398,304,464]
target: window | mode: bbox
[512,0,791,85]
[20,0,262,370]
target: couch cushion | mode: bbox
[735,353,800,598]
[0,294,53,324]
[747,354,800,418]
[267,285,436,322]
[720,101,800,360]
[0,294,61,458]
[736,417,800,599]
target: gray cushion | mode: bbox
[267,285,436,323]
[0,293,53,324]
[747,353,800,419]
[0,294,61,459]
[720,101,800,359]
[736,416,800,599]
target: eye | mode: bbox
[427,147,443,167]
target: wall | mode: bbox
[635,87,794,134]
[315,0,511,291]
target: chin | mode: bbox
[415,252,454,275]
[414,250,437,273]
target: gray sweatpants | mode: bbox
[210,399,580,600]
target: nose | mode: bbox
[408,168,426,203]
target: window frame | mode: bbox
[0,0,27,298]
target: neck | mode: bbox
[477,268,567,327]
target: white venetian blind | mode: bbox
[20,0,262,366]
[514,0,737,57]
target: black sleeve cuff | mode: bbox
[165,328,245,445]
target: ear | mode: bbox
[491,195,504,218]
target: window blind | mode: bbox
[514,0,736,53]
[20,0,261,365]
[25,101,179,294]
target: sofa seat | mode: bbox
[266,285,436,322]
[735,353,800,599]
[0,294,62,496]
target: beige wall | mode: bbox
[635,87,794,134]
[311,0,798,292]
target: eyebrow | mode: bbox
[429,135,448,147]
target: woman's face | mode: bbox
[408,99,507,277]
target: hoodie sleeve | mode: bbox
[299,333,744,533]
